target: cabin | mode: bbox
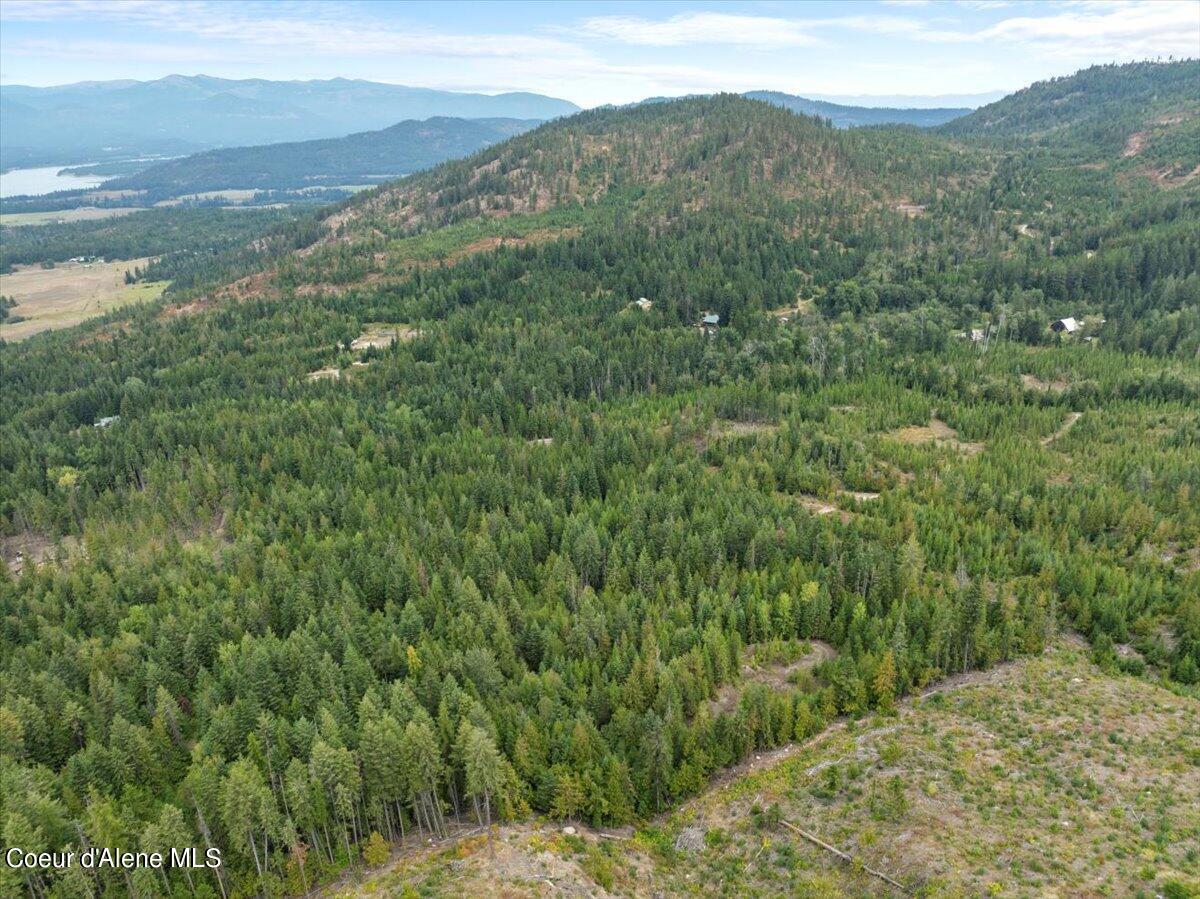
[1050,317,1079,334]
[970,328,985,342]
[699,313,720,335]
[635,297,653,311]
[94,416,119,429]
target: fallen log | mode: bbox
[780,819,908,894]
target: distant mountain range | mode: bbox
[104,117,542,194]
[745,91,970,128]
[0,75,580,170]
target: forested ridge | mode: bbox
[1,61,1198,898]
[102,118,541,195]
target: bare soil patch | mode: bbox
[1,533,81,576]
[1149,162,1200,188]
[888,417,984,455]
[793,494,846,520]
[350,323,420,351]
[1021,373,1068,392]
[1122,129,1149,157]
[844,490,879,502]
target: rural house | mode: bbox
[1050,317,1079,333]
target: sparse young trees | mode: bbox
[1,65,1197,898]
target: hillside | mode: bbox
[940,60,1200,177]
[746,91,968,128]
[103,117,542,194]
[1,68,1199,899]
[301,94,979,245]
[0,75,579,169]
[344,643,1200,897]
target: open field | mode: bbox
[336,643,1200,898]
[0,206,144,227]
[0,257,166,340]
[155,189,260,206]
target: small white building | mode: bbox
[1050,317,1079,334]
[635,297,653,311]
[970,328,985,342]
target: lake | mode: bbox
[0,165,106,199]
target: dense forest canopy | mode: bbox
[1,60,1197,898]
[101,118,542,195]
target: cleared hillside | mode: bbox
[940,60,1200,184]
[341,643,1200,898]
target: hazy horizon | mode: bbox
[2,0,1195,107]
[0,71,1011,111]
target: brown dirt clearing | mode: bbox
[887,417,984,455]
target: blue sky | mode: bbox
[1,1,1196,106]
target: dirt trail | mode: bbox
[1042,411,1082,446]
[333,645,1084,897]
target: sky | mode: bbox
[1,0,1197,107]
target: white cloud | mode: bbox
[577,12,821,47]
[576,2,1199,55]
[980,2,1200,57]
[1,1,584,61]
[2,0,1195,105]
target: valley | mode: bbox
[0,56,1198,899]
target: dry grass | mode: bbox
[0,207,143,227]
[710,420,779,438]
[647,644,1200,898]
[155,189,259,206]
[887,417,985,455]
[338,644,1200,898]
[0,258,166,340]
